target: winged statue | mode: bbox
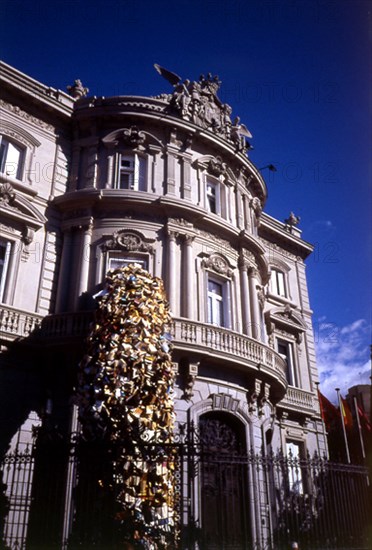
[154,64,182,87]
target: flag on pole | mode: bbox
[317,389,339,430]
[340,396,353,429]
[357,403,371,432]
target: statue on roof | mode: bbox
[67,79,89,99]
[154,63,252,152]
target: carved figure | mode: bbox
[67,79,89,99]
[231,116,252,151]
[154,63,252,152]
[284,212,301,227]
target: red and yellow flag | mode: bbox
[340,396,353,429]
[317,389,339,430]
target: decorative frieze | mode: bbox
[0,99,54,132]
[202,254,233,277]
[102,229,154,253]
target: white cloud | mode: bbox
[315,318,371,403]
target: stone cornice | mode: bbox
[259,212,313,259]
[0,61,74,119]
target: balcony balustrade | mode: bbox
[279,385,315,413]
[0,307,287,392]
[0,304,44,341]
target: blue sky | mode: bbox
[1,0,370,400]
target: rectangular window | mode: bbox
[207,277,231,328]
[277,339,299,386]
[206,180,220,214]
[116,154,147,191]
[208,279,224,326]
[270,269,286,297]
[286,441,304,494]
[0,137,23,179]
[0,240,11,302]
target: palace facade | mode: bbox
[0,61,328,548]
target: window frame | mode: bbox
[270,268,287,298]
[114,152,147,191]
[0,135,25,180]
[206,178,220,214]
[277,338,299,387]
[207,274,231,329]
[0,239,12,303]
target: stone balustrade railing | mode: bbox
[171,319,287,384]
[0,305,44,340]
[1,308,287,388]
[280,386,315,412]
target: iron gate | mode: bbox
[1,424,371,549]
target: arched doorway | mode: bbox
[198,412,251,549]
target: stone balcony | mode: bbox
[278,386,317,415]
[0,304,44,342]
[0,306,288,398]
[171,318,287,391]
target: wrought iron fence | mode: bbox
[1,424,371,550]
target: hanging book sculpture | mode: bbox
[77,264,177,547]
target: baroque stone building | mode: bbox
[0,61,328,548]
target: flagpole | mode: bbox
[335,388,350,464]
[315,382,328,458]
[353,396,366,460]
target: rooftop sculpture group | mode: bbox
[154,64,252,153]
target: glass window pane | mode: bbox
[0,138,22,178]
[277,271,286,296]
[0,241,11,302]
[138,156,147,191]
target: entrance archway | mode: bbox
[198,412,250,549]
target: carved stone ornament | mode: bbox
[122,126,146,147]
[211,393,239,413]
[250,197,262,217]
[257,287,266,309]
[103,230,154,253]
[154,64,252,152]
[208,156,227,178]
[67,79,89,99]
[182,362,199,401]
[203,254,232,277]
[22,227,35,246]
[284,211,301,227]
[0,99,54,132]
[0,182,16,205]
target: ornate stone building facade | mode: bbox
[0,61,327,548]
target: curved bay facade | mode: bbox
[0,62,326,548]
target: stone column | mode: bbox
[184,234,194,319]
[239,258,251,336]
[248,266,261,340]
[75,219,93,308]
[167,231,177,313]
[55,229,73,312]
